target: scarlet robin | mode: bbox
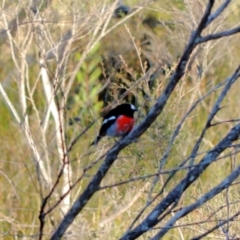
[91,103,137,145]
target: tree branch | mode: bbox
[198,25,240,44]
[50,1,217,239]
[151,165,240,239]
[121,123,240,240]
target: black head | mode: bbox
[107,103,137,118]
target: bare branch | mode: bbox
[147,78,226,202]
[121,122,240,239]
[151,165,240,239]
[206,0,231,26]
[191,211,240,240]
[188,65,240,167]
[0,83,21,124]
[198,25,240,44]
[50,2,216,238]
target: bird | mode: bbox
[91,103,137,145]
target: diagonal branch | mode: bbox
[205,0,231,26]
[50,2,217,239]
[50,48,196,240]
[151,164,240,239]
[191,211,240,240]
[130,78,226,232]
[188,64,240,167]
[197,25,240,44]
[121,123,240,240]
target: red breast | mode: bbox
[116,115,134,135]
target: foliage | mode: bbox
[68,43,103,125]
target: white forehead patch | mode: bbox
[130,104,136,111]
[102,116,116,125]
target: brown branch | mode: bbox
[198,26,240,44]
[49,1,217,239]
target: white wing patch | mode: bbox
[102,116,116,125]
[130,104,136,111]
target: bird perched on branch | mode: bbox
[91,103,137,145]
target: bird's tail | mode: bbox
[90,135,102,146]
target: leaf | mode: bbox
[89,42,101,55]
[89,68,101,83]
[90,86,98,98]
[76,72,84,83]
[88,57,101,73]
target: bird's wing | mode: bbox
[99,116,116,136]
